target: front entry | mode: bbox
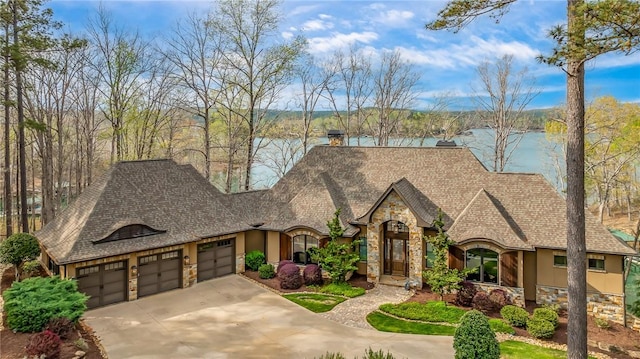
[383,221,409,277]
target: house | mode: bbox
[36,140,637,328]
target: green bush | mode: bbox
[245,250,266,271]
[21,259,41,279]
[532,307,559,328]
[526,317,556,339]
[258,263,276,279]
[453,310,500,359]
[362,348,396,359]
[0,232,40,281]
[3,276,88,333]
[500,305,529,328]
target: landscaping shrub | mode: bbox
[453,310,500,359]
[278,263,302,289]
[277,260,294,275]
[362,348,396,359]
[0,232,40,281]
[532,307,559,328]
[542,303,562,314]
[258,263,276,279]
[45,317,75,340]
[25,330,62,359]
[500,305,529,328]
[21,260,42,279]
[455,281,477,307]
[303,264,323,285]
[245,250,266,271]
[488,288,510,310]
[3,276,87,333]
[527,317,556,339]
[472,292,495,313]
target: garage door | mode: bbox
[197,239,235,282]
[138,250,182,297]
[77,261,127,309]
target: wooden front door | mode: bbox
[384,237,409,277]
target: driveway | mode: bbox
[85,275,454,359]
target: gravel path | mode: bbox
[321,285,413,329]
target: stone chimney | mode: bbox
[327,130,345,146]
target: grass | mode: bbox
[499,340,596,359]
[378,301,466,323]
[283,293,346,313]
[366,311,457,335]
[319,282,366,298]
[489,318,515,334]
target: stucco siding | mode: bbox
[245,230,265,253]
[523,251,537,301]
[266,231,280,263]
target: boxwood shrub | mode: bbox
[532,307,559,328]
[453,310,500,359]
[2,276,88,333]
[500,305,529,328]
[527,317,556,339]
[258,263,276,279]
[245,250,266,271]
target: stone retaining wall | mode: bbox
[473,283,525,307]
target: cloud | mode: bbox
[302,19,334,31]
[375,9,414,26]
[281,31,294,40]
[288,5,322,17]
[307,32,379,54]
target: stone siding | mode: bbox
[367,191,423,288]
[473,283,525,307]
[236,254,245,273]
[187,263,197,286]
[128,276,137,301]
[626,313,640,332]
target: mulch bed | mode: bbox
[409,287,640,359]
[1,266,105,359]
[243,270,374,293]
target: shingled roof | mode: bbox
[37,159,246,264]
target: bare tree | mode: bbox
[474,54,539,172]
[372,50,420,146]
[295,54,332,154]
[210,0,305,191]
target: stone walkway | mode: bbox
[320,284,413,329]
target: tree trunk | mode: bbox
[3,27,13,237]
[566,1,587,357]
[13,2,29,234]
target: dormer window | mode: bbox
[96,224,165,243]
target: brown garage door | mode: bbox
[197,239,234,282]
[138,250,182,297]
[77,261,127,309]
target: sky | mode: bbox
[49,0,640,110]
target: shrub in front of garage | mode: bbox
[258,263,276,279]
[245,250,266,271]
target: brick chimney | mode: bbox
[327,130,345,146]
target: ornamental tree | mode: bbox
[0,232,41,281]
[312,209,360,283]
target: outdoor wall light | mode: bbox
[131,265,137,276]
[184,255,190,265]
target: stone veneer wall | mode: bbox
[367,191,424,288]
[236,254,245,274]
[473,283,525,307]
[537,285,635,330]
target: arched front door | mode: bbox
[383,220,409,277]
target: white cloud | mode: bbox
[307,32,379,54]
[318,14,332,20]
[302,19,334,31]
[281,31,294,40]
[376,9,414,26]
[288,5,321,17]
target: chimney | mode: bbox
[435,140,456,147]
[327,130,345,146]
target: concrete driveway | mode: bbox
[85,276,454,359]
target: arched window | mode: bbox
[292,235,318,265]
[465,248,498,284]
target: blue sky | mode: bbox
[49,0,640,110]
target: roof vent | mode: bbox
[435,140,456,147]
[327,130,345,146]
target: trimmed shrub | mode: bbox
[258,263,276,279]
[542,303,562,314]
[472,292,495,313]
[488,289,510,310]
[45,317,75,340]
[278,263,302,290]
[0,233,40,281]
[532,307,559,328]
[2,276,87,333]
[453,310,500,359]
[245,250,266,271]
[362,348,396,359]
[455,281,477,307]
[527,317,556,339]
[500,305,529,328]
[25,330,62,359]
[303,264,323,286]
[277,260,294,275]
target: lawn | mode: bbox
[366,311,457,335]
[283,293,346,313]
[318,282,366,298]
[378,301,466,323]
[499,340,596,359]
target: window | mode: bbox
[48,258,60,275]
[358,237,367,261]
[588,258,605,271]
[465,248,498,284]
[553,255,567,267]
[292,235,318,265]
[425,242,435,268]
